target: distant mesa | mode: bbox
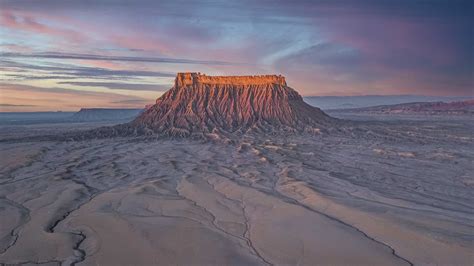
[84,72,336,139]
[71,108,143,122]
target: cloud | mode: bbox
[0,83,127,96]
[5,0,471,21]
[276,40,473,96]
[1,52,242,66]
[0,0,471,98]
[0,103,36,107]
[58,81,169,91]
[0,10,86,43]
[0,59,176,81]
[2,74,83,81]
[272,10,473,96]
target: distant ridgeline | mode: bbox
[330,100,474,115]
[71,108,143,122]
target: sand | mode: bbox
[1,115,473,265]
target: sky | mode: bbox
[0,0,472,111]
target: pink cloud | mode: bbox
[0,10,86,43]
[319,16,461,67]
[0,9,171,56]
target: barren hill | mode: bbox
[125,73,334,137]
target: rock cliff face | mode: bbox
[128,73,334,137]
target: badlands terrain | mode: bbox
[0,74,473,265]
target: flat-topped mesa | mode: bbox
[121,72,337,138]
[175,72,287,87]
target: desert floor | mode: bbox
[1,115,473,265]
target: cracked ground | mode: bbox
[0,115,473,265]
